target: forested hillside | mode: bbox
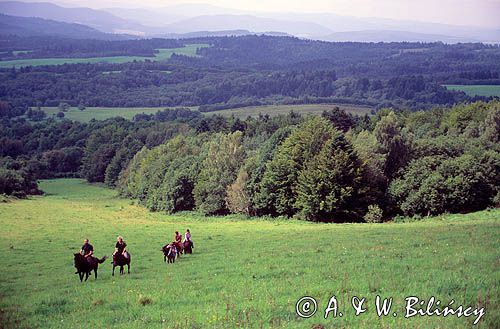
[1,100,498,221]
[1,36,499,110]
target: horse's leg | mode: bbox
[127,263,130,274]
[112,265,115,276]
[94,268,98,279]
[85,272,89,281]
[164,255,166,262]
[79,272,83,282]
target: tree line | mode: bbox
[1,100,498,221]
[1,35,499,110]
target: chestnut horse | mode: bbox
[73,253,107,282]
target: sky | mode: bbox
[54,0,500,28]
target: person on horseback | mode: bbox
[80,238,94,266]
[183,229,193,248]
[175,231,182,244]
[184,229,191,242]
[113,236,128,259]
[174,231,182,251]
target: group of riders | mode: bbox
[79,229,193,264]
[164,229,194,259]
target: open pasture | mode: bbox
[443,85,500,97]
[0,179,498,328]
[41,107,177,122]
[205,103,373,119]
[40,103,371,122]
[0,44,209,68]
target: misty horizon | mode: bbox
[15,0,500,29]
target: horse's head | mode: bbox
[74,253,84,267]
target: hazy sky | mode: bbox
[56,0,500,27]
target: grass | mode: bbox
[443,85,500,97]
[206,104,373,119]
[41,107,192,122]
[40,103,371,122]
[0,44,209,68]
[0,178,498,328]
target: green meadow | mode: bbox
[0,44,209,68]
[0,179,498,328]
[41,104,372,123]
[207,104,373,119]
[41,107,182,122]
[443,85,500,97]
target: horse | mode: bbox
[161,244,176,263]
[183,240,194,254]
[174,241,183,258]
[73,253,107,282]
[112,252,131,276]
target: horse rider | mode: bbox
[167,241,177,258]
[174,231,182,250]
[113,236,128,259]
[183,229,193,247]
[80,238,94,263]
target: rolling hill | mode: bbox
[0,1,148,35]
[0,13,127,39]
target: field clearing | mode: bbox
[443,84,500,97]
[206,104,373,119]
[41,107,189,122]
[41,103,371,122]
[0,44,209,68]
[0,179,498,328]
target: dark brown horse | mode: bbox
[174,241,183,258]
[183,240,194,254]
[161,244,176,263]
[74,253,107,282]
[112,252,131,276]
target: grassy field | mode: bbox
[443,85,500,97]
[40,104,371,122]
[0,44,208,68]
[207,104,373,119]
[0,179,498,328]
[42,107,177,122]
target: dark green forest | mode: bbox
[1,36,500,109]
[1,100,499,221]
[1,35,499,221]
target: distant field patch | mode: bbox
[40,103,371,122]
[41,107,181,122]
[206,103,373,119]
[0,44,209,68]
[443,85,500,97]
[12,50,33,55]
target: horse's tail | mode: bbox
[97,255,108,263]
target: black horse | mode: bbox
[183,240,194,254]
[161,244,176,263]
[74,253,107,282]
[112,252,131,276]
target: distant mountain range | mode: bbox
[1,1,499,43]
[0,1,147,35]
[324,30,478,43]
[0,13,128,39]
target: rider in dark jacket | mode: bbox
[81,239,94,258]
[114,236,128,259]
